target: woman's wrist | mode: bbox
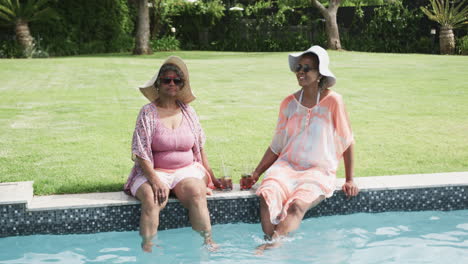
[207,168,214,178]
[252,170,261,181]
[206,168,216,181]
[147,174,161,186]
[345,176,354,182]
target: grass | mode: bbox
[0,51,467,195]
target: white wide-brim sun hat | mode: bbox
[138,56,196,104]
[288,45,336,88]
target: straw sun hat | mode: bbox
[288,45,336,88]
[138,56,196,104]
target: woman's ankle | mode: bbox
[197,230,213,243]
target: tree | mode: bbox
[0,0,57,54]
[150,0,164,40]
[133,0,152,55]
[310,0,342,50]
[421,0,468,55]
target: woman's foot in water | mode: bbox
[141,240,154,253]
[200,230,219,251]
[255,233,283,255]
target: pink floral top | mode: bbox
[124,101,206,194]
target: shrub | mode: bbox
[150,35,180,51]
[0,36,49,58]
[367,1,425,53]
[343,0,433,53]
[30,35,49,58]
[456,35,468,55]
[166,0,225,49]
[0,36,24,58]
[208,1,316,52]
[29,0,134,56]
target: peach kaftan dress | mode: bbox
[256,90,354,224]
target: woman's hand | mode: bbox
[342,180,359,198]
[200,149,223,189]
[150,179,169,205]
[135,156,169,204]
[206,167,222,189]
[240,172,257,190]
[251,171,261,185]
[211,177,223,189]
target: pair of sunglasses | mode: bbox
[161,77,183,85]
[294,64,316,73]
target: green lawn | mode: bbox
[0,51,467,195]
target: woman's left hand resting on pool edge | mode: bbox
[342,144,359,198]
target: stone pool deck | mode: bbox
[1,172,468,237]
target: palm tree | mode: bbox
[0,0,57,53]
[421,0,468,55]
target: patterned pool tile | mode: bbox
[1,172,468,237]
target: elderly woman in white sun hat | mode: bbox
[124,56,220,252]
[249,45,359,250]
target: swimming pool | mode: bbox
[1,209,467,264]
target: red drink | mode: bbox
[221,176,232,191]
[240,173,254,190]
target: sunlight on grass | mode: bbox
[0,51,467,194]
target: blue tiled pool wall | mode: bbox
[305,186,468,218]
[1,186,467,237]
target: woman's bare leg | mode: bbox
[259,195,275,239]
[255,195,277,254]
[172,178,215,246]
[258,196,325,252]
[135,182,168,252]
[273,198,323,237]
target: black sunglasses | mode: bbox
[295,64,316,73]
[161,77,183,85]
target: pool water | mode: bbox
[1,210,467,264]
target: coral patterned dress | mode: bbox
[256,90,354,224]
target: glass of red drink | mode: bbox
[240,173,254,190]
[221,175,232,191]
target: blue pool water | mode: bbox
[1,210,467,264]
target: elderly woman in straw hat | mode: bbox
[248,45,359,250]
[124,56,220,252]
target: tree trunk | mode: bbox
[324,9,341,50]
[439,26,455,55]
[311,0,342,50]
[133,0,153,55]
[15,20,34,51]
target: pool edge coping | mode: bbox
[1,171,467,212]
